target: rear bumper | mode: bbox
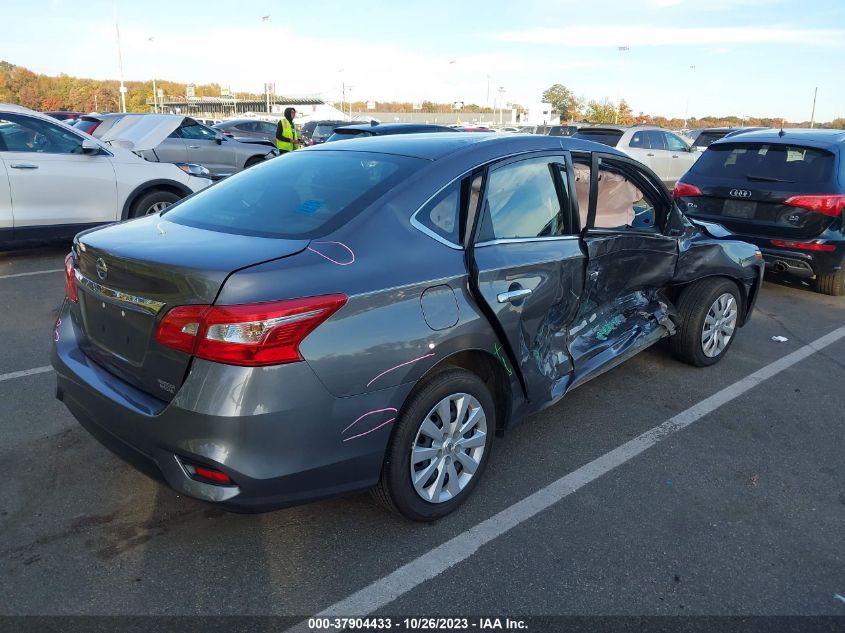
[51,302,412,512]
[759,244,844,279]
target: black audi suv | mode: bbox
[674,129,845,295]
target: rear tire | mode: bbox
[244,156,265,168]
[815,268,845,296]
[373,369,495,522]
[130,189,180,218]
[669,277,741,367]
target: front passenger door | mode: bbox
[470,153,585,404]
[569,153,679,388]
[180,122,234,178]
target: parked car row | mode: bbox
[0,104,210,247]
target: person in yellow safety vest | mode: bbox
[275,107,298,153]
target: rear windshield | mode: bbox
[690,143,835,184]
[326,129,371,142]
[72,119,99,134]
[313,123,341,139]
[164,150,422,239]
[694,131,727,148]
[572,129,623,147]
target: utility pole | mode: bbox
[810,86,818,128]
[262,16,271,114]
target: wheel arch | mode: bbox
[121,179,193,220]
[405,349,513,434]
[666,273,751,324]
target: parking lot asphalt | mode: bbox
[0,245,843,618]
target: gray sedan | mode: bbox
[52,133,763,521]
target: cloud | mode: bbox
[493,25,845,47]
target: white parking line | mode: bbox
[0,268,63,280]
[0,366,53,383]
[288,325,845,627]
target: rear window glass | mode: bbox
[313,123,340,139]
[691,143,835,184]
[164,150,423,239]
[572,129,623,147]
[694,131,727,148]
[72,119,99,134]
[326,129,371,142]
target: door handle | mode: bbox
[497,288,532,304]
[187,145,201,149]
[646,153,654,157]
[672,154,679,158]
[10,163,38,169]
[589,271,599,280]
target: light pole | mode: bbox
[261,15,271,114]
[682,64,696,129]
[114,4,127,113]
[810,87,818,128]
[497,86,506,126]
[614,45,629,124]
[147,37,158,113]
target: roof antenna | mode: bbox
[778,118,785,137]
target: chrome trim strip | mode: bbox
[74,270,166,315]
[409,215,463,250]
[475,235,580,247]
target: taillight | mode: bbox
[155,295,347,366]
[770,239,836,252]
[672,181,703,199]
[64,253,78,303]
[784,194,845,218]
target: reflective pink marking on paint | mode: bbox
[342,418,397,442]
[342,407,398,435]
[366,353,436,388]
[307,240,355,266]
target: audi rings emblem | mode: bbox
[95,257,108,281]
[729,189,752,198]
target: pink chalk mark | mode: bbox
[342,407,398,435]
[366,353,436,388]
[307,240,355,266]
[342,418,396,442]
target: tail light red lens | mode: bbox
[770,239,836,252]
[155,294,347,366]
[784,194,845,218]
[64,253,78,303]
[672,182,703,199]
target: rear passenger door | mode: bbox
[570,152,679,388]
[469,152,585,404]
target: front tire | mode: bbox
[373,369,495,522]
[130,189,181,218]
[669,277,741,367]
[244,156,265,169]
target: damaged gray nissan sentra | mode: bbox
[52,133,764,521]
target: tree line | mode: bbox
[542,83,845,130]
[2,61,842,129]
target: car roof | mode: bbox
[334,123,456,133]
[1,103,43,116]
[711,128,845,150]
[307,131,628,161]
[577,124,663,132]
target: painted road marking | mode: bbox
[287,325,845,627]
[0,268,63,280]
[0,366,52,383]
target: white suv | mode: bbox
[573,125,699,187]
[0,104,211,247]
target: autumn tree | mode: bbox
[541,84,580,120]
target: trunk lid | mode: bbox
[680,141,841,239]
[72,215,309,401]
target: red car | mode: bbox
[43,111,85,122]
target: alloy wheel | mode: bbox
[145,201,172,215]
[701,292,737,358]
[410,392,487,504]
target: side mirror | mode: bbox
[81,139,100,155]
[689,144,699,153]
[215,135,223,145]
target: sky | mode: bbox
[3,0,844,121]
